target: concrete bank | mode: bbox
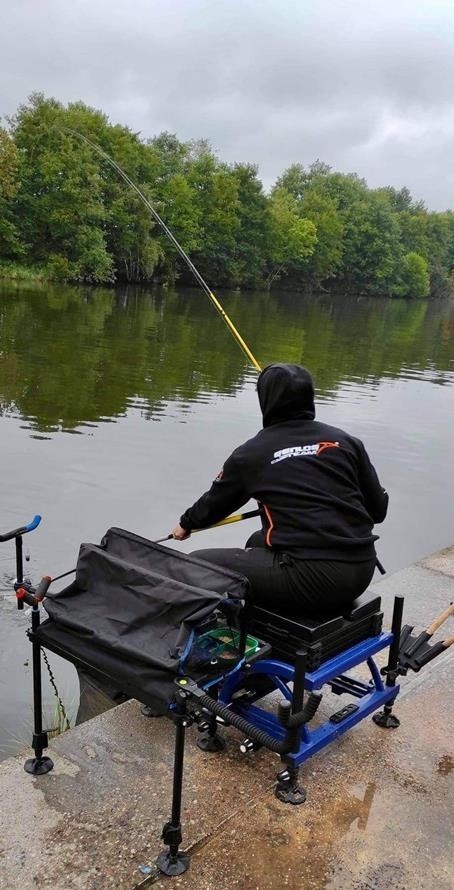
[0,549,453,890]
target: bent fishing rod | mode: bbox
[65,129,262,373]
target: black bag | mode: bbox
[41,527,248,706]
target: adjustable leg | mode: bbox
[275,763,307,805]
[24,608,54,775]
[373,596,403,730]
[156,692,190,876]
[196,711,226,752]
[275,651,307,805]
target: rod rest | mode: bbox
[279,692,322,729]
[177,678,314,756]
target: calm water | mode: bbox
[1,282,453,758]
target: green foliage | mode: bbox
[0,94,452,296]
[0,127,22,257]
[296,187,343,283]
[0,260,47,281]
[267,188,317,284]
[339,191,401,294]
[231,163,268,285]
[0,128,19,200]
[394,252,430,298]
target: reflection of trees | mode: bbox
[0,283,453,433]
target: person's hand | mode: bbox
[172,523,191,541]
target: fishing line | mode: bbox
[65,129,262,372]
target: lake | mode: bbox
[0,282,453,759]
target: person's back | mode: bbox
[230,415,386,560]
[172,364,388,614]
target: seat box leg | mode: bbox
[373,596,403,730]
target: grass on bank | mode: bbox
[0,261,49,283]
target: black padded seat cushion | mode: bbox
[247,590,383,669]
[248,591,381,643]
[342,591,381,621]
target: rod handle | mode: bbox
[426,603,454,637]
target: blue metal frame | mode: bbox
[217,631,398,768]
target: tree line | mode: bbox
[0,93,453,298]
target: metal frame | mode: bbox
[218,631,398,768]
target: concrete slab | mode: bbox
[420,544,454,579]
[373,558,454,631]
[150,656,454,890]
[0,553,452,890]
[0,701,277,890]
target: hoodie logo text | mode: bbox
[271,442,339,464]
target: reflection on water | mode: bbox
[0,282,453,758]
[1,283,453,433]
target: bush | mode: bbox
[394,252,430,298]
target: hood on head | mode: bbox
[257,363,315,427]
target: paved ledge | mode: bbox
[0,550,453,890]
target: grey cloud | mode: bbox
[1,0,453,208]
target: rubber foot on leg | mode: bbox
[373,710,400,729]
[197,732,226,752]
[24,756,54,775]
[156,850,189,876]
[141,704,166,718]
[275,781,307,805]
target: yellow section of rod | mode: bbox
[208,291,262,371]
[208,510,260,530]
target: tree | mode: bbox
[64,101,161,282]
[187,152,240,284]
[297,187,343,284]
[9,94,114,282]
[231,163,268,285]
[394,252,430,298]
[0,126,22,257]
[340,191,401,295]
[274,164,309,201]
[266,188,317,286]
[274,160,331,202]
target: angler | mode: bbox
[172,363,388,614]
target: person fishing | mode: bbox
[172,363,388,614]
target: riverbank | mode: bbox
[0,545,452,890]
[0,261,48,283]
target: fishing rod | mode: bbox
[155,508,260,544]
[65,129,262,372]
[0,510,263,594]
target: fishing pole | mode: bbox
[0,511,262,592]
[65,129,262,372]
[155,508,260,544]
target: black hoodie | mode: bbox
[180,364,388,561]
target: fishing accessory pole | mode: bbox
[65,129,262,372]
[155,508,260,544]
[397,602,454,672]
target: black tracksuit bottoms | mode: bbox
[191,531,376,614]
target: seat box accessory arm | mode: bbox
[177,653,311,757]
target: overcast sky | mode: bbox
[1,0,453,209]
